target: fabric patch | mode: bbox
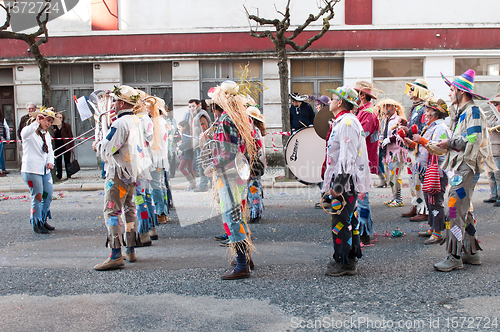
[345,118,352,126]
[335,238,342,244]
[331,199,342,210]
[105,180,114,191]
[137,145,145,158]
[135,195,144,205]
[407,167,412,175]
[347,238,352,246]
[107,201,115,209]
[140,211,149,220]
[118,186,126,199]
[223,222,231,236]
[106,127,117,141]
[439,132,448,139]
[415,185,421,191]
[465,223,476,236]
[391,170,394,176]
[218,179,224,190]
[354,210,358,219]
[358,149,362,157]
[27,181,33,188]
[472,106,481,119]
[466,134,477,144]
[147,123,153,132]
[136,180,141,187]
[353,230,359,235]
[348,224,352,231]
[163,133,168,141]
[451,225,462,241]
[239,223,246,234]
[389,181,394,187]
[249,186,258,194]
[42,191,48,199]
[164,194,169,201]
[35,193,42,202]
[450,175,463,187]
[388,162,393,170]
[396,168,399,175]
[432,209,439,217]
[111,146,117,154]
[359,208,369,219]
[445,221,451,229]
[107,216,119,226]
[428,195,435,205]
[348,196,354,203]
[456,187,466,199]
[449,206,457,219]
[252,199,259,204]
[397,179,402,185]
[30,208,36,215]
[467,126,481,136]
[416,197,423,204]
[448,197,457,207]
[332,222,344,235]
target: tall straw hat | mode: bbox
[32,106,61,125]
[488,95,500,105]
[425,96,449,115]
[327,86,359,108]
[110,85,141,105]
[376,98,405,118]
[246,106,264,122]
[353,80,378,100]
[404,78,432,99]
[441,69,487,100]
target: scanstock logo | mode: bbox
[5,0,80,32]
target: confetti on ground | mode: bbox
[0,193,28,201]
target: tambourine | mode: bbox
[321,193,346,215]
[425,142,447,156]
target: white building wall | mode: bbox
[14,65,42,114]
[93,63,121,91]
[172,60,200,124]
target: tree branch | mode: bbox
[287,0,339,41]
[33,0,50,46]
[0,1,17,31]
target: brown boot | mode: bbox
[410,214,428,222]
[402,206,417,218]
[158,213,167,224]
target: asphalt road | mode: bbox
[0,183,499,331]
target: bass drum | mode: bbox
[284,127,326,185]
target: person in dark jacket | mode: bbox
[53,112,74,180]
[289,93,315,132]
[176,120,196,190]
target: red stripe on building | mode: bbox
[1,28,500,59]
[345,0,372,25]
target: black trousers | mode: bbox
[55,151,71,179]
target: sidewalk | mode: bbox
[0,166,489,193]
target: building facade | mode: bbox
[1,0,500,166]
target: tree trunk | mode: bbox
[276,44,293,177]
[30,43,51,107]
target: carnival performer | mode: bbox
[188,99,212,192]
[402,97,451,244]
[400,79,433,221]
[21,107,59,234]
[309,94,331,112]
[289,92,315,133]
[483,95,500,206]
[378,99,407,207]
[133,89,158,248]
[204,80,258,280]
[53,112,74,180]
[322,86,371,276]
[353,81,379,244]
[93,85,151,271]
[246,106,266,224]
[433,69,489,272]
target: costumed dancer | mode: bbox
[21,107,59,234]
[433,70,489,272]
[133,91,156,248]
[377,99,407,207]
[401,79,433,221]
[323,86,372,277]
[353,81,379,244]
[246,106,266,224]
[93,85,151,271]
[177,120,196,190]
[402,97,451,244]
[204,80,258,280]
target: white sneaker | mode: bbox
[434,255,463,272]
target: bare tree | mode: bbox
[245,0,340,148]
[0,1,52,106]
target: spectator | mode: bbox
[289,92,315,132]
[53,112,74,180]
[18,102,37,140]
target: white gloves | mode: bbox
[382,138,391,147]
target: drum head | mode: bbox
[284,127,326,184]
[313,106,334,139]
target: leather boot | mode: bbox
[402,206,417,218]
[410,213,428,222]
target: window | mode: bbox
[455,58,500,110]
[122,62,173,110]
[200,61,262,107]
[291,59,343,98]
[50,64,95,166]
[373,58,425,114]
[0,68,13,85]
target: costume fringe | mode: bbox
[463,233,482,254]
[227,237,256,263]
[444,229,462,256]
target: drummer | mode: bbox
[402,97,451,244]
[289,92,315,133]
[353,81,379,244]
